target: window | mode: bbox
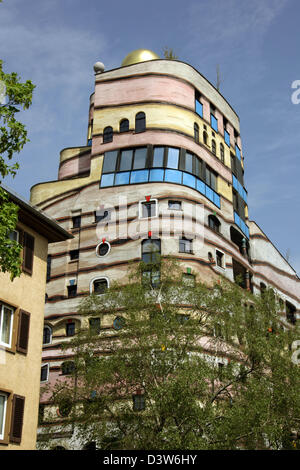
[220,143,225,163]
[182,273,195,287]
[195,91,203,117]
[140,200,157,218]
[58,399,72,417]
[66,322,75,336]
[41,364,49,382]
[95,209,111,223]
[208,214,221,232]
[102,150,118,173]
[113,316,126,330]
[89,317,101,334]
[0,392,8,441]
[9,395,25,444]
[133,394,145,411]
[120,119,129,133]
[135,112,146,133]
[70,249,79,261]
[46,255,51,282]
[224,129,230,147]
[176,314,190,324]
[211,139,216,155]
[194,123,199,143]
[43,325,52,345]
[103,126,113,143]
[211,114,218,132]
[286,301,296,325]
[61,361,76,375]
[92,278,108,295]
[153,147,165,167]
[142,239,161,287]
[260,282,267,297]
[22,232,35,275]
[8,229,19,243]
[167,147,179,169]
[168,200,182,210]
[203,131,208,145]
[216,250,225,268]
[72,216,81,229]
[179,238,193,254]
[67,284,77,298]
[96,241,110,257]
[133,147,147,169]
[0,303,14,348]
[205,167,217,191]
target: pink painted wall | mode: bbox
[200,96,210,123]
[58,153,91,180]
[94,75,195,110]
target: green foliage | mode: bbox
[41,259,300,450]
[0,57,35,278]
[163,47,178,60]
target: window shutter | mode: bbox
[16,310,30,354]
[22,232,35,275]
[9,395,25,444]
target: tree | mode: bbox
[0,56,35,279]
[163,47,178,60]
[39,258,300,450]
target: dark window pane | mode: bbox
[102,151,118,173]
[133,147,147,169]
[67,285,77,298]
[195,158,202,178]
[133,394,145,411]
[66,322,75,336]
[41,365,48,382]
[103,126,113,143]
[95,209,110,223]
[168,200,181,210]
[135,112,146,133]
[46,255,51,282]
[185,152,193,173]
[113,316,126,330]
[179,238,192,253]
[72,216,81,229]
[120,119,129,133]
[97,242,110,257]
[43,327,51,344]
[93,279,108,294]
[89,317,101,333]
[141,201,156,218]
[119,149,133,171]
[70,249,79,261]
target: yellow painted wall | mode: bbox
[0,222,48,450]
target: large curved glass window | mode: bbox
[100,145,221,209]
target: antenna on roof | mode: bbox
[216,64,221,91]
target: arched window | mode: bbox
[103,126,113,143]
[135,112,146,133]
[120,119,129,133]
[260,282,267,297]
[211,139,216,155]
[194,123,199,143]
[90,278,109,295]
[220,143,225,163]
[208,214,221,233]
[43,325,52,345]
[203,131,208,145]
[208,252,214,263]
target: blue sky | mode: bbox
[1,0,299,275]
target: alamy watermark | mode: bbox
[291,80,300,104]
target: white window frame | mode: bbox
[8,229,19,243]
[215,249,225,270]
[95,241,111,258]
[89,276,110,295]
[0,392,8,441]
[0,303,14,348]
[43,325,52,345]
[41,363,49,383]
[139,199,158,219]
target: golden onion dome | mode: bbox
[121,49,160,67]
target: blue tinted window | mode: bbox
[196,178,205,195]
[130,170,149,183]
[211,114,218,132]
[149,169,164,182]
[153,147,164,167]
[167,148,179,169]
[235,145,241,160]
[183,172,196,188]
[224,130,230,147]
[234,212,240,227]
[100,173,114,187]
[213,192,221,208]
[115,172,130,185]
[205,185,214,203]
[243,188,247,204]
[165,169,182,184]
[195,100,203,117]
[232,174,238,190]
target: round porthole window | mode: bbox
[96,241,111,258]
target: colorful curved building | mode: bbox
[31,49,300,448]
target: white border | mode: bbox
[0,304,14,348]
[0,392,8,440]
[95,241,111,258]
[40,363,49,383]
[215,248,226,270]
[89,276,110,295]
[43,325,52,345]
[139,199,158,219]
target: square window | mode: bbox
[70,249,79,261]
[95,209,111,223]
[168,200,182,210]
[133,394,145,411]
[89,317,101,334]
[179,238,193,254]
[8,230,19,243]
[93,279,108,294]
[41,364,49,382]
[140,200,157,218]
